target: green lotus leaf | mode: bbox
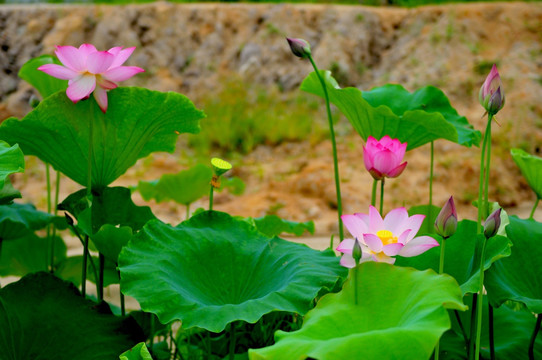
[361,84,480,147]
[54,255,120,287]
[249,262,466,360]
[18,55,67,99]
[138,163,213,205]
[485,215,542,313]
[0,141,24,190]
[118,211,346,333]
[0,202,64,241]
[59,187,155,262]
[216,176,246,195]
[0,178,22,205]
[252,215,315,237]
[0,87,204,189]
[396,219,512,294]
[511,148,542,199]
[0,233,66,276]
[0,272,144,359]
[444,296,542,359]
[119,343,153,360]
[300,71,460,151]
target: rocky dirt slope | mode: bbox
[1,2,541,235]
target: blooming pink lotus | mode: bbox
[363,135,407,180]
[336,206,439,267]
[38,44,144,113]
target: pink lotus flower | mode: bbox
[38,44,144,113]
[363,135,407,180]
[434,196,458,239]
[479,64,505,116]
[336,206,439,267]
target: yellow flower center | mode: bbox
[376,230,398,246]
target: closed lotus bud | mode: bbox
[484,208,502,239]
[352,238,362,265]
[479,64,505,116]
[286,38,311,59]
[435,196,458,238]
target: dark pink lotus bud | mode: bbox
[434,196,458,238]
[484,208,502,239]
[363,135,408,180]
[286,38,311,59]
[479,64,505,116]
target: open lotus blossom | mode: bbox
[38,44,145,113]
[363,135,407,180]
[336,206,439,267]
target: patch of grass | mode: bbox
[187,75,327,157]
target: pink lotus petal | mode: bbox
[107,46,123,56]
[399,214,425,242]
[341,215,368,240]
[103,66,145,82]
[336,238,355,254]
[340,254,356,268]
[363,145,374,170]
[87,51,115,74]
[379,135,393,147]
[398,236,439,257]
[372,149,398,175]
[371,253,396,264]
[368,168,384,180]
[78,44,98,58]
[354,212,371,229]
[367,206,384,233]
[383,207,409,234]
[110,47,136,68]
[93,86,108,113]
[37,64,78,80]
[362,233,383,253]
[387,162,408,178]
[396,141,407,161]
[66,74,96,102]
[383,242,404,256]
[397,229,412,245]
[55,46,85,72]
[97,77,118,90]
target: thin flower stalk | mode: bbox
[529,315,541,360]
[428,141,435,232]
[530,198,539,220]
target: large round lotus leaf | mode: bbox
[18,55,67,99]
[511,148,542,199]
[0,141,24,190]
[0,202,64,241]
[0,272,144,360]
[300,71,479,150]
[485,215,542,312]
[0,87,204,189]
[118,211,346,333]
[396,219,512,294]
[249,262,466,360]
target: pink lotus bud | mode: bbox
[484,208,502,239]
[363,135,408,180]
[286,38,311,59]
[479,64,505,116]
[434,196,458,238]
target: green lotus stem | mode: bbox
[81,235,89,297]
[530,198,539,220]
[150,315,155,353]
[371,179,377,207]
[477,117,492,233]
[469,294,478,359]
[489,304,495,360]
[98,253,105,302]
[529,314,541,360]
[380,178,385,215]
[229,322,236,360]
[434,235,447,360]
[209,186,214,211]
[454,310,469,351]
[46,162,52,272]
[428,141,435,233]
[119,270,125,317]
[69,220,98,284]
[186,203,191,219]
[483,119,493,220]
[50,171,61,273]
[308,55,344,241]
[474,237,488,360]
[353,266,359,305]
